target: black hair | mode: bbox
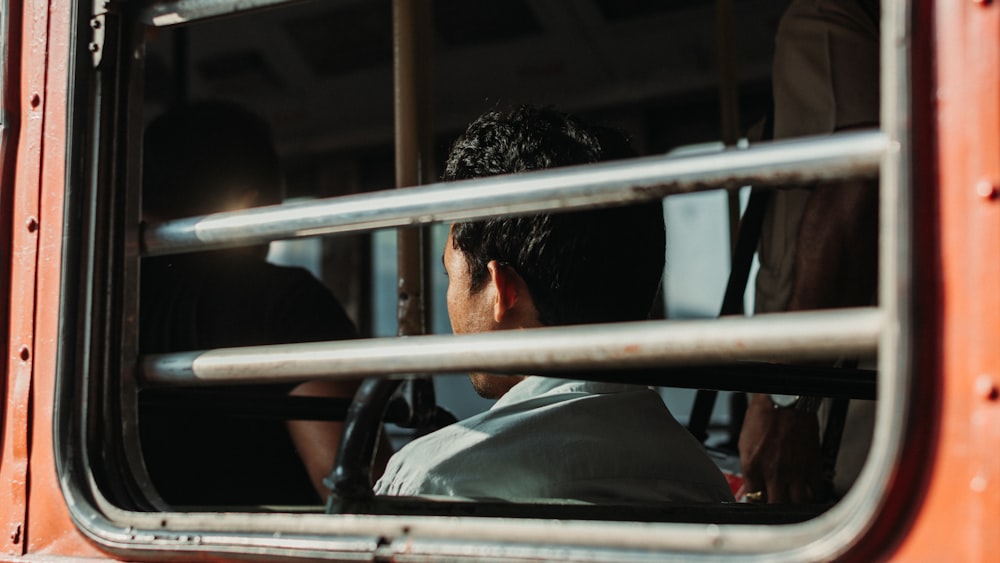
[445,105,665,326]
[142,101,282,220]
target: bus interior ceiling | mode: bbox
[143,0,784,196]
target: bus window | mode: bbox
[53,0,904,560]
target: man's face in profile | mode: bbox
[442,225,521,399]
[443,227,492,337]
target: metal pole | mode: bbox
[694,0,751,435]
[141,307,883,385]
[714,0,743,258]
[393,0,433,338]
[141,130,889,256]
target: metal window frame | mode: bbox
[138,0,304,27]
[56,0,913,561]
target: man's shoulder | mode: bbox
[377,386,733,502]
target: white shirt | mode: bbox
[375,377,734,504]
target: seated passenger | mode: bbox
[139,101,358,505]
[374,106,734,503]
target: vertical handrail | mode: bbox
[391,0,438,457]
[326,0,436,511]
[394,0,434,337]
[714,0,743,259]
[391,0,438,441]
[689,0,746,444]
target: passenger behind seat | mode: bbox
[139,101,359,506]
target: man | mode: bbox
[139,101,359,505]
[374,106,734,503]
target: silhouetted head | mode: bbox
[143,101,282,220]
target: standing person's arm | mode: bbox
[737,0,879,504]
[739,176,878,503]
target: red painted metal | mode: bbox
[0,0,996,560]
[0,0,104,558]
[836,2,1000,560]
[0,0,19,544]
[0,0,43,554]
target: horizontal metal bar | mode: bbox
[140,307,882,386]
[139,0,302,27]
[142,130,889,256]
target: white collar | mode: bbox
[492,376,646,410]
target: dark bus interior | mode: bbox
[131,0,865,522]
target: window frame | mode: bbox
[54,0,914,560]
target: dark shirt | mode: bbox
[139,249,357,506]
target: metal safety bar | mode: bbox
[142,130,889,257]
[139,0,301,27]
[140,363,877,407]
[141,307,881,386]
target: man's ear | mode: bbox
[486,260,519,323]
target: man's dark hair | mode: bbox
[143,101,282,220]
[445,105,665,326]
